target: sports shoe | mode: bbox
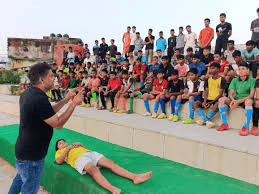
[157,113,167,119]
[216,124,229,131]
[113,108,118,113]
[182,117,194,124]
[119,109,126,114]
[80,102,86,107]
[97,107,106,110]
[206,121,215,128]
[196,119,205,126]
[168,114,174,121]
[143,111,151,116]
[239,126,249,136]
[109,108,114,112]
[151,112,157,118]
[172,115,179,122]
[251,126,259,136]
[127,110,133,114]
[85,104,91,108]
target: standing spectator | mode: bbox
[123,26,131,57]
[199,18,214,56]
[66,47,75,64]
[134,32,144,56]
[168,29,177,64]
[224,40,237,65]
[100,38,108,60]
[108,39,117,58]
[156,31,167,54]
[83,44,90,58]
[250,8,259,49]
[74,42,84,62]
[241,40,259,78]
[176,27,185,54]
[93,40,101,56]
[215,13,232,54]
[144,29,155,65]
[184,25,197,56]
[130,26,137,53]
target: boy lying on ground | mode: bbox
[55,139,152,194]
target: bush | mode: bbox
[0,70,21,84]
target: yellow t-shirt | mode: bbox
[206,77,225,100]
[74,68,84,75]
[55,146,92,167]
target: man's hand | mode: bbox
[65,89,76,102]
[72,89,84,105]
[230,100,240,110]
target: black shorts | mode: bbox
[182,95,202,104]
[129,45,135,52]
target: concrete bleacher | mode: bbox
[0,94,259,186]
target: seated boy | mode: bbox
[66,71,78,92]
[87,70,101,108]
[113,70,134,113]
[192,62,226,128]
[189,54,207,80]
[128,71,157,114]
[158,69,184,121]
[55,139,152,194]
[80,71,91,107]
[103,71,122,112]
[149,56,160,73]
[253,69,259,136]
[171,48,180,67]
[182,68,204,124]
[217,62,256,135]
[133,58,147,87]
[175,55,189,83]
[185,47,194,65]
[142,70,167,118]
[200,47,214,66]
[98,69,110,110]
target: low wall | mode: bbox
[0,98,258,186]
[0,84,12,95]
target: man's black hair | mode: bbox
[138,50,142,53]
[124,59,129,62]
[127,26,131,29]
[102,60,107,64]
[158,69,165,74]
[187,47,193,52]
[122,70,128,75]
[157,49,162,52]
[58,70,63,73]
[186,25,191,28]
[228,40,234,44]
[171,69,179,76]
[136,32,140,35]
[111,39,114,42]
[136,58,142,62]
[83,71,88,74]
[204,46,211,51]
[239,62,249,69]
[116,52,121,55]
[69,62,74,66]
[101,69,108,73]
[28,63,52,85]
[192,54,200,59]
[177,55,184,60]
[112,61,117,65]
[69,71,75,74]
[246,40,254,46]
[210,62,221,69]
[179,26,183,30]
[95,40,98,42]
[189,68,199,75]
[170,29,175,32]
[52,69,56,74]
[159,31,163,34]
[257,8,259,12]
[55,139,66,151]
[110,71,117,75]
[69,46,72,50]
[101,37,105,40]
[153,69,158,76]
[153,56,158,59]
[175,48,180,51]
[220,13,226,17]
[92,69,97,73]
[161,56,168,60]
[25,70,29,72]
[85,43,88,46]
[214,51,222,56]
[148,28,153,32]
[205,18,210,23]
[232,50,241,57]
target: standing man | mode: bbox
[199,18,214,56]
[168,29,177,64]
[144,29,155,65]
[74,41,84,62]
[251,8,259,49]
[100,38,108,60]
[123,26,131,58]
[176,27,185,54]
[184,25,197,56]
[134,32,144,56]
[9,63,84,194]
[130,26,137,53]
[156,31,167,54]
[108,39,117,58]
[215,13,232,54]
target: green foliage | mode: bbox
[0,70,21,84]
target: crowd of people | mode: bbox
[21,10,259,137]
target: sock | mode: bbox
[195,108,209,122]
[207,110,216,119]
[114,98,119,109]
[174,101,181,116]
[154,101,159,113]
[244,107,253,129]
[61,93,65,99]
[130,97,134,111]
[87,97,91,104]
[140,82,144,87]
[121,98,126,110]
[189,100,194,119]
[170,100,176,114]
[218,104,228,125]
[92,92,97,102]
[144,100,151,113]
[159,99,166,114]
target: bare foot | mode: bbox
[112,187,121,194]
[133,171,152,184]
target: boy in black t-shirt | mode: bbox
[252,69,259,135]
[158,69,184,121]
[98,69,110,110]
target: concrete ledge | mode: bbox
[0,84,12,95]
[0,95,259,186]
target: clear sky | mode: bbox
[0,0,258,56]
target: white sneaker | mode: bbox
[196,119,205,125]
[143,111,152,116]
[206,121,215,128]
[151,112,157,118]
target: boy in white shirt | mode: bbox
[184,25,197,55]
